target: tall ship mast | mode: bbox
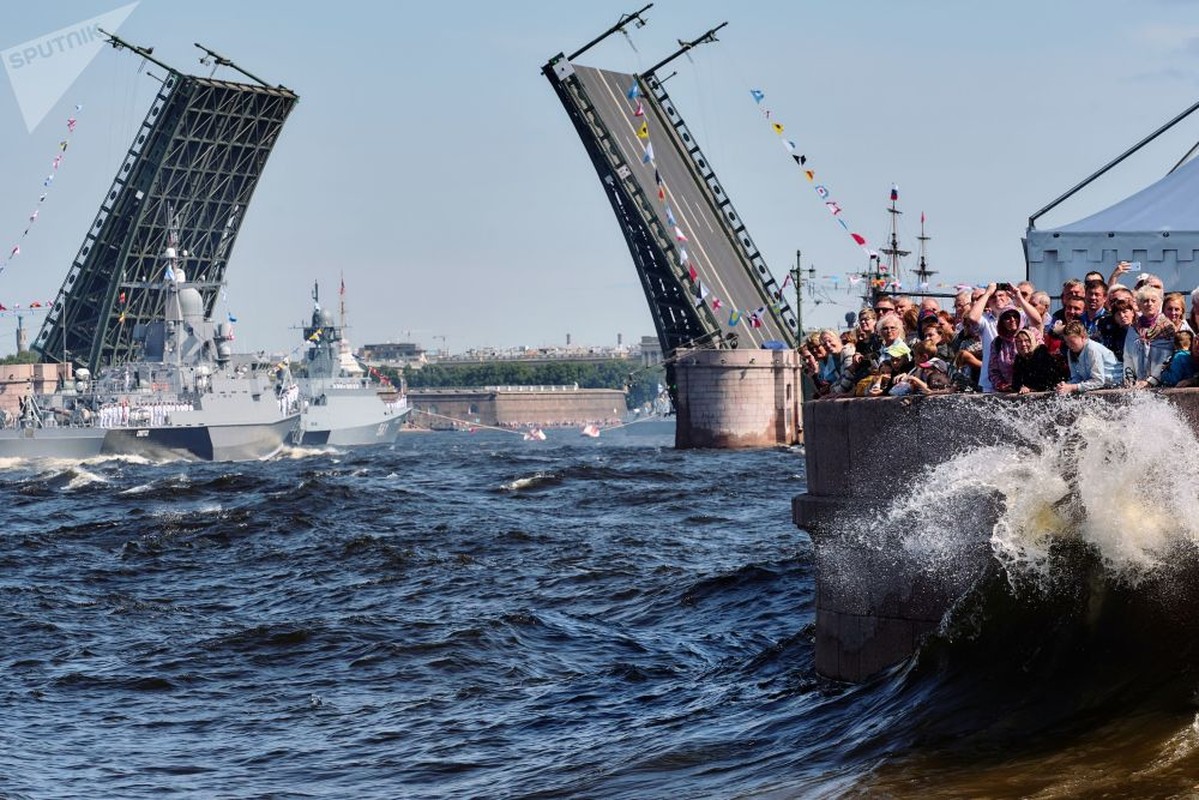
[876,184,909,294]
[913,212,936,291]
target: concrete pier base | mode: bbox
[673,348,802,449]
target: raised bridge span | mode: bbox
[543,26,798,374]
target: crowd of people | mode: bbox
[799,261,1199,398]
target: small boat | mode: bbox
[581,423,601,437]
[523,427,547,441]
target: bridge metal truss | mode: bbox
[543,55,728,362]
[640,70,798,344]
[35,71,298,370]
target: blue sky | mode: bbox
[1,1,1198,356]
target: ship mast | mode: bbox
[877,184,908,294]
[913,212,935,292]
[338,272,346,339]
[163,205,184,369]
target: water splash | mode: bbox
[892,392,1199,585]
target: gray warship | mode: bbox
[292,283,409,447]
[85,247,300,461]
[0,391,107,460]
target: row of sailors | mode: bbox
[278,384,300,414]
[96,401,195,428]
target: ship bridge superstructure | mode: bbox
[543,11,798,370]
[35,36,298,371]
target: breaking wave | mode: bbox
[893,391,1199,584]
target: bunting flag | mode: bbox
[620,80,718,315]
[748,88,871,259]
[0,108,82,278]
[728,309,741,327]
[0,300,54,318]
[711,297,722,310]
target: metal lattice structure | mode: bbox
[35,70,298,370]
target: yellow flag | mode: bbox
[637,122,649,139]
[805,170,815,182]
[772,122,784,135]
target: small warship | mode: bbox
[293,282,409,447]
[86,242,300,461]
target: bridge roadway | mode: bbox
[571,64,792,349]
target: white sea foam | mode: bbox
[892,392,1199,584]
[63,466,107,490]
[502,472,554,491]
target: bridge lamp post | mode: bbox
[791,250,816,341]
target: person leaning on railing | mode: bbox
[1056,320,1122,394]
[1124,284,1175,388]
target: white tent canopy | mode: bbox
[1025,155,1199,295]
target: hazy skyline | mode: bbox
[1,1,1198,357]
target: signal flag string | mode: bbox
[625,81,768,331]
[0,106,83,312]
[747,88,875,263]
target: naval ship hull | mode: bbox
[295,384,410,447]
[101,414,298,462]
[297,409,406,446]
[0,426,108,460]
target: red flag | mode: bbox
[851,233,866,246]
[688,264,697,282]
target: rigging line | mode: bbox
[597,413,671,434]
[409,408,527,437]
